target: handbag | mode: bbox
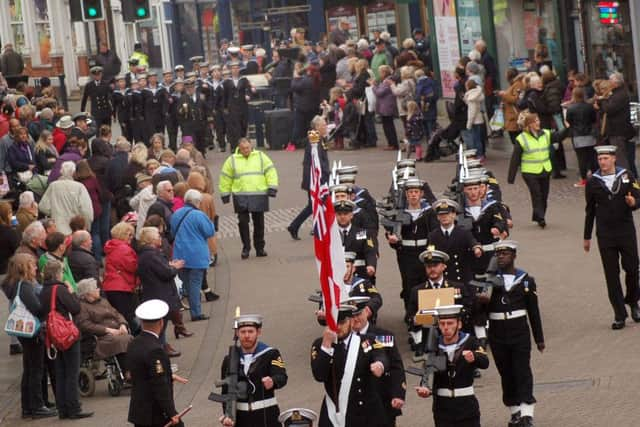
[4,281,41,338]
[365,86,376,113]
[46,285,80,353]
[490,107,505,131]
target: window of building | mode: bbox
[9,0,25,53]
[34,0,51,65]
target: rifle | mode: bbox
[377,163,412,241]
[405,312,447,393]
[443,143,473,230]
[208,334,248,423]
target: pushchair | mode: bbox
[78,335,126,397]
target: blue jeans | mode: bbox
[469,124,485,156]
[91,200,111,262]
[289,192,312,234]
[179,268,205,319]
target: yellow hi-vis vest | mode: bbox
[517,130,552,174]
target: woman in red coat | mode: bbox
[102,222,139,332]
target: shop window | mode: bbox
[34,0,51,65]
[9,0,25,53]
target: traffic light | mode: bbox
[81,0,104,21]
[122,0,151,22]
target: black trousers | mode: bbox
[550,141,567,173]
[167,124,179,152]
[574,146,596,180]
[381,115,399,148]
[119,120,132,143]
[521,172,550,222]
[289,192,312,234]
[106,291,139,334]
[214,109,226,150]
[292,109,316,148]
[396,248,427,315]
[226,110,248,151]
[598,237,640,321]
[490,334,535,407]
[435,418,481,427]
[55,340,82,416]
[508,130,519,145]
[18,336,45,412]
[238,211,265,252]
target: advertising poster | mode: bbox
[457,0,482,56]
[433,1,460,98]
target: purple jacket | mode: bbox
[372,81,397,117]
[48,149,83,183]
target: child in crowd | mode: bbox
[463,79,486,161]
[405,100,425,159]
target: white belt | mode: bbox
[401,239,428,247]
[436,386,474,398]
[353,260,366,267]
[237,397,278,411]
[489,309,527,320]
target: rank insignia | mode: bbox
[272,356,285,368]
[311,347,318,361]
[367,238,374,247]
[155,359,164,375]
[633,182,640,190]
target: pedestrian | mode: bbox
[147,180,175,240]
[1,43,24,79]
[142,71,168,145]
[68,230,100,283]
[129,42,149,69]
[0,202,19,276]
[497,68,525,145]
[15,191,38,234]
[463,79,486,161]
[565,87,597,188]
[80,66,113,129]
[415,304,489,427]
[127,299,188,427]
[372,65,399,150]
[481,241,544,427]
[290,63,322,149]
[584,145,640,329]
[334,199,377,282]
[34,130,58,175]
[329,18,351,46]
[287,122,329,241]
[404,101,425,159]
[415,68,439,151]
[39,260,93,419]
[223,62,254,151]
[219,138,278,259]
[7,126,37,181]
[310,305,388,426]
[507,112,567,228]
[390,66,416,144]
[219,314,288,427]
[1,253,57,419]
[39,161,93,235]
[94,42,122,84]
[129,174,156,238]
[103,222,139,331]
[170,190,215,321]
[541,69,567,175]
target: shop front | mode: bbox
[324,0,402,46]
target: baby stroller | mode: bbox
[78,335,126,397]
[424,101,465,161]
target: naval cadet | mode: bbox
[415,304,489,427]
[219,314,287,427]
[125,58,139,87]
[584,145,640,329]
[385,178,437,322]
[127,299,189,427]
[223,61,255,151]
[334,200,377,281]
[174,64,186,81]
[177,79,208,154]
[331,184,375,234]
[427,199,482,284]
[166,78,184,151]
[310,304,389,427]
[161,70,174,90]
[279,408,318,427]
[482,241,544,427]
[143,72,169,145]
[128,79,146,144]
[350,297,406,427]
[210,65,227,152]
[112,75,132,142]
[80,66,113,129]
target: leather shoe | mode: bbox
[204,291,220,302]
[520,415,535,427]
[191,315,210,322]
[287,226,300,241]
[32,406,57,419]
[631,305,640,322]
[9,343,22,355]
[241,250,250,259]
[164,344,181,358]
[256,250,268,257]
[68,411,94,419]
[611,320,625,330]
[508,412,521,427]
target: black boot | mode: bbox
[508,411,522,427]
[520,416,534,427]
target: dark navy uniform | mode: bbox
[223,76,252,151]
[488,269,544,415]
[220,342,287,427]
[463,198,508,275]
[81,79,113,129]
[142,85,168,144]
[348,276,383,322]
[177,88,207,153]
[129,88,146,144]
[342,226,377,281]
[428,225,480,284]
[166,86,183,151]
[311,333,389,427]
[112,88,132,142]
[431,333,489,427]
[584,166,640,322]
[127,331,182,427]
[210,79,227,151]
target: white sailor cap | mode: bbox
[594,145,617,155]
[395,166,416,177]
[494,240,518,252]
[337,165,358,175]
[174,64,185,71]
[461,175,488,185]
[115,74,126,81]
[90,65,103,75]
[466,159,483,168]
[227,47,241,55]
[189,55,204,63]
[162,69,173,75]
[234,314,263,329]
[464,149,478,157]
[344,251,357,262]
[241,44,255,51]
[435,304,464,319]
[338,174,356,184]
[403,178,424,190]
[135,299,169,321]
[330,183,353,194]
[278,408,318,426]
[397,159,416,168]
[419,248,450,264]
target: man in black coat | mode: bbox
[80,66,113,129]
[112,75,132,142]
[223,62,254,151]
[105,139,133,219]
[177,79,208,154]
[147,180,175,241]
[584,145,640,329]
[95,42,122,84]
[335,200,377,281]
[127,300,188,427]
[287,123,329,240]
[142,72,168,145]
[68,231,100,284]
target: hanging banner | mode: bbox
[433,0,460,98]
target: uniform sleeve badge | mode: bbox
[633,181,640,190]
[155,359,165,375]
[311,347,318,361]
[271,356,286,368]
[367,238,374,247]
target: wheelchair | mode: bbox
[78,335,126,397]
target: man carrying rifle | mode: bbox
[415,304,489,427]
[384,178,438,324]
[335,200,377,281]
[219,314,288,427]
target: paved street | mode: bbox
[2,136,640,426]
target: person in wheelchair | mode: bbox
[75,278,132,369]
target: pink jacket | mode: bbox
[102,239,138,293]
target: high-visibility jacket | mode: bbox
[517,130,552,174]
[219,148,278,212]
[129,51,149,69]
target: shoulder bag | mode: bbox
[4,281,41,338]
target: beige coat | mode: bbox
[75,297,132,360]
[500,76,526,132]
[464,87,486,129]
[39,177,93,235]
